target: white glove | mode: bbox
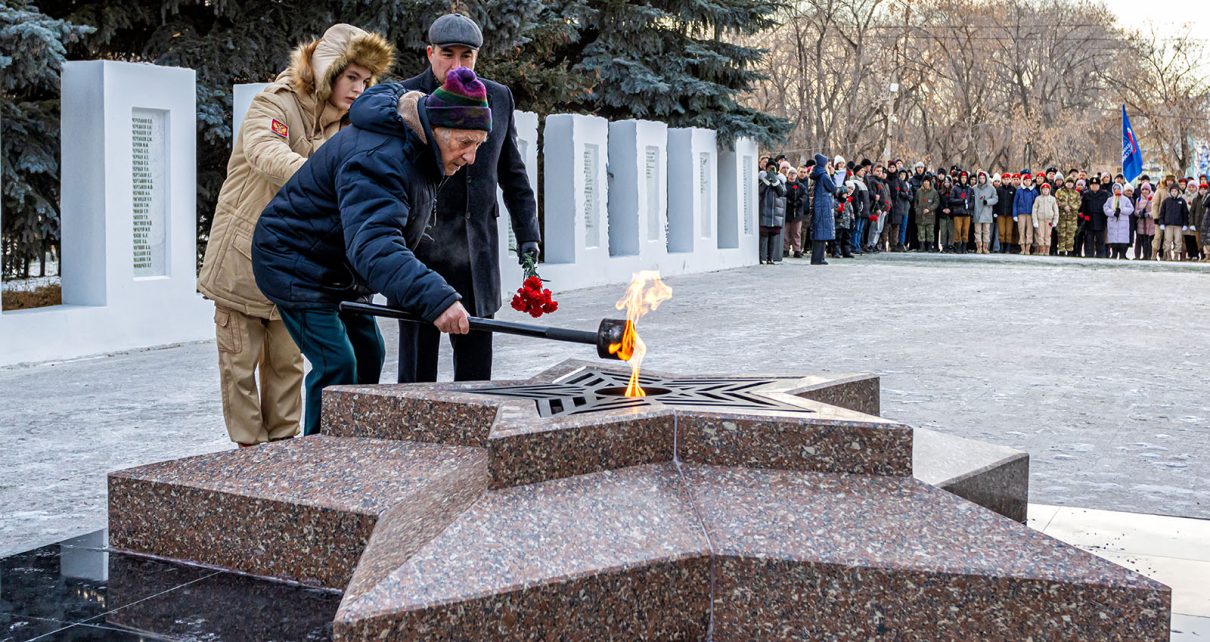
[1033,223,1039,228]
[1160,225,1166,230]
[1182,226,1189,231]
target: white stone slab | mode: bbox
[607,120,667,263]
[538,114,612,289]
[496,111,537,292]
[232,82,270,139]
[0,61,210,366]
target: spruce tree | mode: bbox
[14,0,787,268]
[0,1,89,278]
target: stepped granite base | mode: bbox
[107,359,1169,640]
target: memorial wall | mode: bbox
[1,62,759,365]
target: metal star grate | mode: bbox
[471,368,816,418]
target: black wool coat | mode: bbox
[399,70,541,316]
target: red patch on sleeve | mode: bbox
[270,119,289,139]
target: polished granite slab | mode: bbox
[321,360,914,488]
[684,464,1169,640]
[108,436,486,588]
[0,531,340,642]
[335,464,711,640]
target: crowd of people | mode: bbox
[758,155,1210,266]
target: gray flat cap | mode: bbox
[428,14,482,49]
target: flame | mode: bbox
[607,271,672,397]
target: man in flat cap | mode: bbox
[390,13,541,384]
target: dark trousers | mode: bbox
[1185,235,1201,259]
[852,218,867,252]
[1136,234,1153,260]
[758,227,781,262]
[1110,243,1129,259]
[836,229,852,256]
[810,240,827,264]
[1083,228,1101,257]
[279,306,384,436]
[397,317,493,383]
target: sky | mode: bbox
[1102,0,1210,65]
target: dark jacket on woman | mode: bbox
[810,153,837,241]
[758,171,787,228]
[785,178,808,222]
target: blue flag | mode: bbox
[1121,105,1143,182]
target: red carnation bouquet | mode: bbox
[510,254,558,318]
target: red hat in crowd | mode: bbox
[1201,183,1209,189]
[1040,183,1051,190]
[960,171,969,178]
[1001,172,1012,180]
[1022,173,1033,180]
[1011,173,1021,179]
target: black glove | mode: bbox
[518,241,540,265]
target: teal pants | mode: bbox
[278,305,384,435]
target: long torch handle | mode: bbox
[338,301,600,347]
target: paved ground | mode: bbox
[2,252,1207,556]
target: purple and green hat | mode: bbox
[425,67,491,132]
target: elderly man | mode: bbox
[393,13,541,384]
[252,67,491,435]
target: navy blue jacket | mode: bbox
[251,84,460,322]
[1013,185,1038,218]
[396,71,540,316]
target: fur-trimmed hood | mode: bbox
[287,24,394,106]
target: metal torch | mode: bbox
[339,301,627,361]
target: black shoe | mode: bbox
[793,252,803,258]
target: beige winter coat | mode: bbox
[1032,194,1059,227]
[198,25,393,318]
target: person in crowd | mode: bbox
[809,154,836,265]
[1135,183,1156,260]
[1103,182,1134,259]
[972,170,998,254]
[1055,177,1081,256]
[915,176,940,252]
[758,160,786,265]
[1182,180,1203,260]
[1152,175,1178,258]
[891,168,913,252]
[394,14,542,384]
[1072,178,1088,255]
[1080,178,1109,258]
[832,155,848,188]
[995,173,1017,253]
[198,24,394,446]
[935,174,952,252]
[907,162,927,250]
[1158,184,1191,260]
[868,165,891,252]
[850,162,871,255]
[1031,183,1058,257]
[1013,173,1038,254]
[1199,182,1210,261]
[783,166,807,258]
[251,67,493,435]
[834,180,856,258]
[799,160,816,251]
